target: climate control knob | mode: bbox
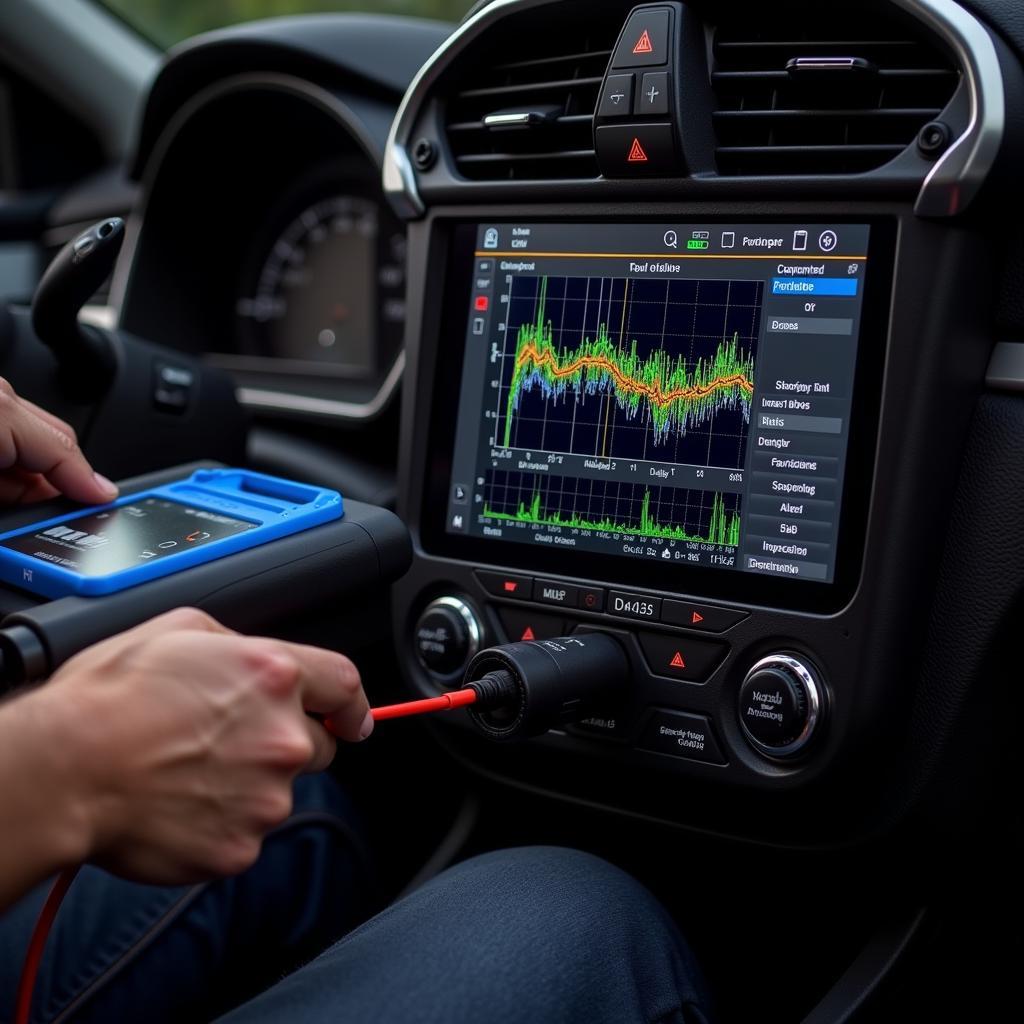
[413,597,482,678]
[738,654,824,758]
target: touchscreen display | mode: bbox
[0,498,257,577]
[444,223,871,583]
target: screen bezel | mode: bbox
[419,217,894,614]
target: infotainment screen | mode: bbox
[441,222,874,586]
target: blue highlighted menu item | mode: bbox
[772,278,859,296]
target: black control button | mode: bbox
[578,586,606,612]
[638,710,726,765]
[612,7,670,69]
[413,597,481,677]
[637,631,727,682]
[738,655,823,757]
[153,363,194,413]
[608,590,662,622]
[598,73,634,118]
[567,711,629,741]
[637,71,670,115]
[475,570,532,600]
[498,608,565,644]
[533,580,579,608]
[661,600,748,633]
[595,123,677,177]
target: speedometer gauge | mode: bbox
[236,194,405,375]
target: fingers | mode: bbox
[303,717,338,773]
[17,397,77,439]
[0,380,117,504]
[262,641,372,744]
[0,468,60,504]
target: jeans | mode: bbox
[0,775,712,1023]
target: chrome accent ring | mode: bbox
[740,654,823,759]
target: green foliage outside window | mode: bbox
[102,0,475,48]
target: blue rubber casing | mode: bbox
[0,468,343,598]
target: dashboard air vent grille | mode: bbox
[710,5,959,175]
[444,10,621,181]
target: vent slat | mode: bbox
[713,108,943,120]
[455,76,603,101]
[456,149,597,164]
[443,6,617,181]
[492,49,612,72]
[710,4,959,176]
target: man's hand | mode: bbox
[0,376,118,504]
[0,609,372,901]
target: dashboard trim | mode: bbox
[892,0,1006,217]
[985,341,1024,392]
[383,0,1005,220]
[113,71,404,423]
[236,350,406,420]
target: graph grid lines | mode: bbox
[493,274,763,471]
[482,470,742,547]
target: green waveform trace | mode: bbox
[501,276,756,450]
[483,487,741,547]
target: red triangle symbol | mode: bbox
[521,626,536,641]
[632,29,654,54]
[627,138,648,163]
[670,651,686,669]
[691,611,704,624]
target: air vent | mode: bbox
[444,10,622,181]
[710,5,959,175]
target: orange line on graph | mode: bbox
[514,342,755,409]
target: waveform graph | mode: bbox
[494,274,763,470]
[482,470,742,547]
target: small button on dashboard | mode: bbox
[661,600,748,633]
[475,570,532,600]
[598,73,635,118]
[611,7,671,68]
[608,590,662,621]
[637,631,727,682]
[638,710,727,765]
[636,71,670,116]
[533,579,579,608]
[498,608,566,644]
[595,123,677,176]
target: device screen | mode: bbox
[0,498,257,577]
[444,222,871,584]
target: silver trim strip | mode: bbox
[985,341,1024,392]
[383,0,554,218]
[383,0,1005,219]
[740,654,823,760]
[112,72,404,422]
[237,350,406,421]
[891,0,1005,217]
[417,595,482,676]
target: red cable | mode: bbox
[14,691,476,1023]
[370,688,477,721]
[15,864,79,1024]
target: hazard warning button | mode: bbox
[595,123,676,176]
[497,608,566,645]
[612,7,670,69]
[637,631,727,682]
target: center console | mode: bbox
[385,0,1008,843]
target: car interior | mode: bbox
[1,0,1022,1019]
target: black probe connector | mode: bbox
[461,632,628,740]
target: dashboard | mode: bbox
[230,163,406,380]
[100,0,1024,851]
[113,18,451,424]
[380,0,1024,847]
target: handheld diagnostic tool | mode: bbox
[0,468,343,598]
